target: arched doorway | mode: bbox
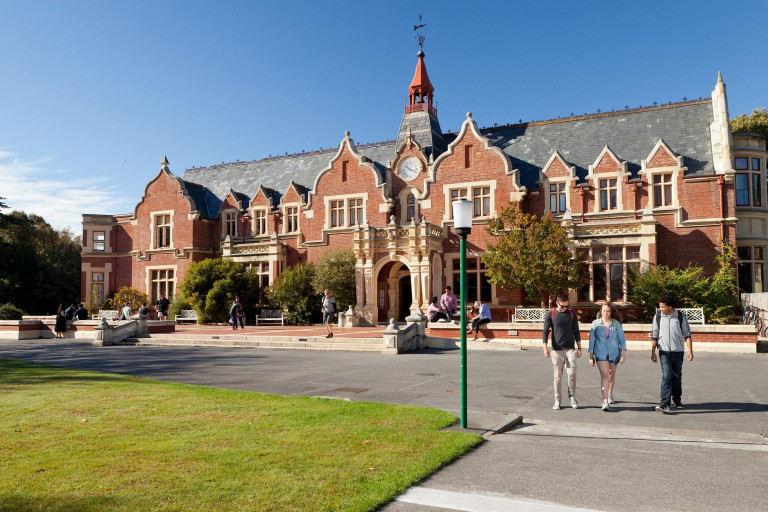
[399,276,412,321]
[374,260,412,323]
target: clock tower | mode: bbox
[396,23,445,160]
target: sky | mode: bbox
[1,0,766,235]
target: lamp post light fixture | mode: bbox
[452,199,473,428]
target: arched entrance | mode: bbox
[374,260,413,323]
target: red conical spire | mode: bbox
[405,50,437,116]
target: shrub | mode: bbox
[312,248,356,313]
[0,302,24,320]
[104,287,149,312]
[267,263,317,325]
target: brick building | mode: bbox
[81,50,767,323]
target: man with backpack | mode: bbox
[651,295,693,414]
[542,293,582,410]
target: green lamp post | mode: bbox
[452,199,473,428]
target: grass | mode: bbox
[0,358,482,511]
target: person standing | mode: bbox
[234,296,245,329]
[440,286,457,322]
[156,292,170,320]
[138,302,151,319]
[427,296,450,322]
[542,293,582,409]
[54,304,67,338]
[229,299,240,330]
[651,295,693,413]
[322,289,337,338]
[588,303,627,411]
[470,300,491,341]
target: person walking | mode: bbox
[440,286,457,322]
[542,293,582,409]
[229,299,240,330]
[427,296,450,322]
[54,304,67,338]
[651,295,693,413]
[470,300,491,341]
[321,289,337,338]
[588,303,627,411]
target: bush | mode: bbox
[177,258,261,324]
[266,263,317,325]
[629,239,737,323]
[104,287,149,312]
[167,295,192,321]
[312,248,356,313]
[0,302,24,320]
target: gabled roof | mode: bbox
[479,100,715,189]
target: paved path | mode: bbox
[1,340,766,511]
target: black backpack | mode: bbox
[655,309,684,325]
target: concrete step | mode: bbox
[120,335,384,353]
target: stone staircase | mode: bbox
[119,333,385,353]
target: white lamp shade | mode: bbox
[452,199,473,229]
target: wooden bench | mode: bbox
[92,310,119,321]
[175,310,198,324]
[255,309,284,326]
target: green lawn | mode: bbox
[0,358,482,511]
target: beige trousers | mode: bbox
[551,349,577,401]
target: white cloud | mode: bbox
[0,150,135,235]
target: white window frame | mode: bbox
[399,188,419,223]
[93,231,106,251]
[222,210,238,237]
[147,266,176,302]
[442,180,496,222]
[150,211,174,250]
[324,194,368,229]
[252,208,268,236]
[284,204,300,234]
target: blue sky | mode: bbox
[1,0,765,234]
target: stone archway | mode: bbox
[372,260,412,323]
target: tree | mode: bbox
[629,239,737,322]
[483,206,587,306]
[312,248,356,313]
[0,209,81,314]
[104,286,149,312]
[266,262,317,325]
[177,258,259,324]
[730,107,768,138]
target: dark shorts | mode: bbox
[323,312,334,325]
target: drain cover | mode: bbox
[334,387,369,393]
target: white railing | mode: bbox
[656,307,705,325]
[513,308,549,322]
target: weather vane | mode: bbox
[414,13,427,52]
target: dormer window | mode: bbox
[224,211,237,237]
[599,178,618,211]
[285,206,299,233]
[549,183,567,214]
[253,209,267,235]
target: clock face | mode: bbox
[398,156,421,181]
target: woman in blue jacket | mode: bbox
[588,303,627,411]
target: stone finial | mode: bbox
[161,155,169,170]
[717,71,723,83]
[466,112,472,119]
[345,131,351,137]
[388,318,398,330]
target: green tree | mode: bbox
[177,258,259,324]
[629,239,737,322]
[483,206,587,306]
[0,209,81,314]
[312,248,356,313]
[730,107,768,138]
[266,262,317,325]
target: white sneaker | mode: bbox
[553,400,560,410]
[608,394,615,404]
[570,396,579,409]
[602,400,610,411]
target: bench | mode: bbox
[255,309,284,326]
[92,310,119,321]
[656,307,705,325]
[175,310,199,324]
[512,308,548,322]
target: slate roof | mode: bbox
[481,100,715,189]
[180,99,715,217]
